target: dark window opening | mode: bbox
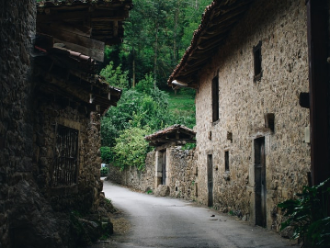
[207,154,213,207]
[253,41,262,81]
[254,137,266,227]
[225,151,229,171]
[52,125,79,187]
[265,113,275,133]
[161,150,166,185]
[212,76,219,122]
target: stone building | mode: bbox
[168,0,327,231]
[108,125,197,200]
[0,0,132,247]
[145,124,196,197]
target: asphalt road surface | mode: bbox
[96,180,299,248]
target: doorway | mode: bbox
[161,150,166,185]
[254,137,266,227]
[207,154,213,207]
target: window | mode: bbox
[212,76,219,122]
[253,41,262,81]
[225,151,229,171]
[265,113,275,133]
[52,124,79,187]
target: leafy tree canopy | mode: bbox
[100,0,212,169]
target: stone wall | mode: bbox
[0,1,69,247]
[0,1,41,247]
[108,148,197,200]
[0,1,106,247]
[194,0,310,231]
[108,151,155,192]
[32,95,103,213]
[167,148,197,200]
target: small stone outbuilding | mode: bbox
[145,124,196,197]
[108,125,198,199]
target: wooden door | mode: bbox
[207,154,213,207]
[255,137,266,227]
[162,151,166,185]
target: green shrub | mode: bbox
[100,167,109,177]
[100,146,114,164]
[113,126,151,170]
[100,61,129,89]
[278,178,330,247]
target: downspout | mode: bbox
[306,0,330,186]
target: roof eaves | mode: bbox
[145,124,196,141]
[168,0,254,88]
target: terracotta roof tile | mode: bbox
[145,124,196,141]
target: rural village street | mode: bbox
[96,180,299,248]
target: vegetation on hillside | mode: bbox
[104,0,212,89]
[101,0,212,169]
[100,66,195,169]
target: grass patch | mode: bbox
[168,89,196,128]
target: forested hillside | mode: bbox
[101,0,212,169]
[104,0,212,88]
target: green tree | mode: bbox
[100,0,213,169]
[100,61,129,89]
[113,125,151,170]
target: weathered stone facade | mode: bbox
[108,151,156,192]
[0,1,124,247]
[193,0,310,230]
[32,98,103,213]
[0,1,42,247]
[166,148,197,200]
[108,148,197,200]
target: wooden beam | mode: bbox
[154,142,177,151]
[113,21,118,37]
[38,9,127,23]
[153,140,196,151]
[37,11,91,23]
[39,23,92,38]
[185,56,212,68]
[196,36,225,52]
[212,0,254,19]
[207,4,248,29]
[37,27,105,62]
[150,138,196,145]
[306,0,330,185]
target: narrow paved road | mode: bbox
[98,180,299,248]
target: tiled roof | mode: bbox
[37,0,132,8]
[34,0,130,114]
[145,124,196,141]
[37,0,132,47]
[168,0,254,89]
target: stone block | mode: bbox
[155,185,170,197]
[36,135,45,146]
[39,157,48,167]
[15,157,33,172]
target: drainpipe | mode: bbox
[306,0,329,186]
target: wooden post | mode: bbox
[306,0,330,185]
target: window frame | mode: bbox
[225,150,230,172]
[52,124,79,187]
[253,40,263,82]
[212,76,219,123]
